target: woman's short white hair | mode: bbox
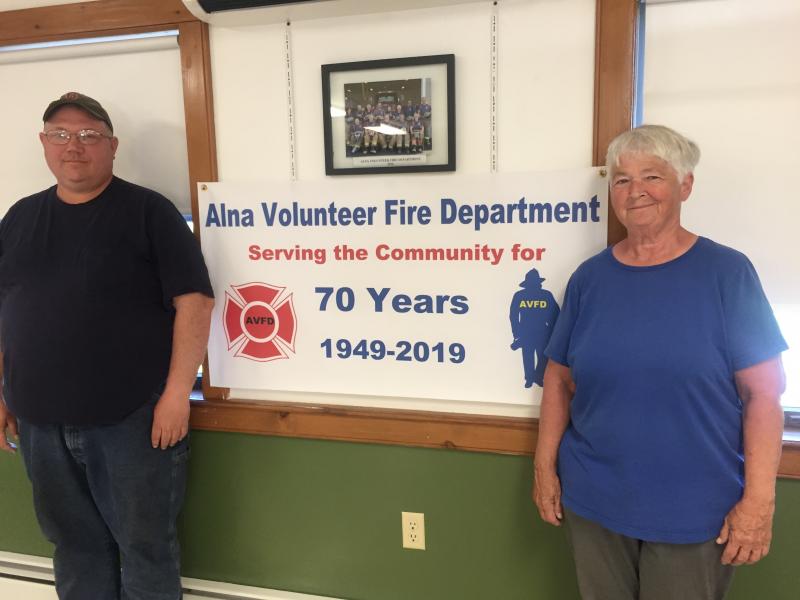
[606,124,701,181]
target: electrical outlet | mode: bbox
[401,511,426,550]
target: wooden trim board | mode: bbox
[189,399,800,479]
[0,0,195,45]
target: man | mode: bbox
[343,106,355,151]
[372,102,385,121]
[387,106,408,153]
[409,112,424,154]
[0,92,214,599]
[349,116,365,155]
[403,99,417,124]
[419,97,432,148]
[363,113,382,154]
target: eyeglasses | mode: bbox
[43,129,113,146]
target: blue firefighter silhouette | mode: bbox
[509,268,560,388]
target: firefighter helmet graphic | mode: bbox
[223,282,297,362]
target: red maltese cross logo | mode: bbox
[223,282,297,362]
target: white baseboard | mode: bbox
[0,551,340,600]
[0,577,55,600]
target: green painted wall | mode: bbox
[1,431,798,599]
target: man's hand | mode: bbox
[149,292,213,450]
[151,390,190,450]
[533,466,563,526]
[0,395,18,454]
[717,497,775,565]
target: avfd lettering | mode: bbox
[519,300,548,308]
[245,316,274,325]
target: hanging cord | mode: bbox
[490,1,499,172]
[284,21,297,181]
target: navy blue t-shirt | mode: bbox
[545,237,787,543]
[0,177,213,425]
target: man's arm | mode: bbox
[151,292,214,450]
[533,360,574,526]
[717,355,785,565]
[0,351,18,454]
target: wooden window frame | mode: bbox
[4,0,797,478]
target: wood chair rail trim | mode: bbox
[189,399,800,479]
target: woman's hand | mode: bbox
[719,357,785,565]
[533,466,563,526]
[533,360,573,527]
[717,497,775,565]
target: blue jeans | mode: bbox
[18,396,188,600]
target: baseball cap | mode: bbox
[42,92,113,132]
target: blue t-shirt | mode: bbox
[545,237,787,543]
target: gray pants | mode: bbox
[564,509,734,600]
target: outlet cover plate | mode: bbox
[401,511,426,550]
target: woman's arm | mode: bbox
[533,359,575,526]
[717,355,785,565]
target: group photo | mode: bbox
[342,77,432,157]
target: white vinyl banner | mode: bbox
[201,169,607,407]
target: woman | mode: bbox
[534,125,787,599]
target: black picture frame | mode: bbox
[321,54,455,175]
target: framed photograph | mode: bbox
[321,54,455,175]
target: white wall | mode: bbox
[210,0,596,183]
[643,0,800,405]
